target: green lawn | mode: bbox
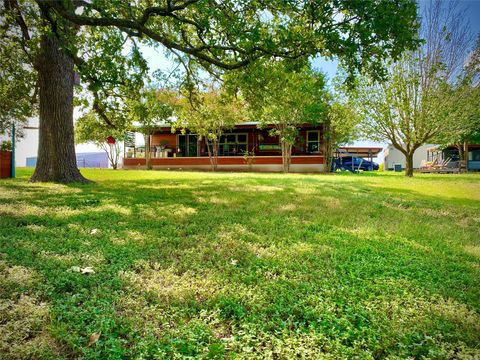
[1,169,479,359]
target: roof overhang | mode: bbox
[337,147,383,158]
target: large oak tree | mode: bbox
[1,0,420,182]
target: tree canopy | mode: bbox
[352,0,476,176]
[174,88,247,171]
[127,88,177,169]
[75,111,125,169]
[0,0,421,182]
[226,60,328,172]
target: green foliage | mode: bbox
[53,0,420,80]
[1,169,479,358]
[126,87,177,169]
[75,111,127,169]
[175,90,247,142]
[1,0,420,182]
[433,82,480,148]
[75,112,126,146]
[127,88,176,135]
[354,55,436,144]
[0,1,38,136]
[227,60,328,172]
[228,60,327,129]
[0,140,12,151]
[326,101,359,146]
[174,88,248,170]
[433,36,480,148]
[350,0,476,177]
[352,51,451,178]
[0,0,421,135]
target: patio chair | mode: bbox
[433,157,450,170]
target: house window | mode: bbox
[177,134,198,157]
[306,130,321,154]
[257,131,281,153]
[218,133,248,156]
[469,149,480,161]
[258,144,281,151]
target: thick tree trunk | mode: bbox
[405,152,414,177]
[30,35,89,183]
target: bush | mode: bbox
[0,140,12,151]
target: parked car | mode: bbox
[333,156,379,171]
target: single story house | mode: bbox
[385,143,480,171]
[123,122,326,172]
[427,144,480,171]
[384,144,436,171]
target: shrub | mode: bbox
[0,140,12,151]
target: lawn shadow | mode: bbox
[1,170,479,358]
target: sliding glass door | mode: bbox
[178,134,198,157]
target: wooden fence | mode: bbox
[0,151,12,178]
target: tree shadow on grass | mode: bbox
[0,171,479,358]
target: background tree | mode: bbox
[228,60,328,173]
[75,111,127,169]
[127,88,176,170]
[353,0,474,177]
[0,0,420,182]
[465,35,480,85]
[434,80,480,167]
[0,1,37,139]
[324,100,360,172]
[174,89,247,171]
[430,32,480,169]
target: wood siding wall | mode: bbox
[0,151,12,178]
[151,133,177,148]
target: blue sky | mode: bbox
[310,0,480,81]
[139,1,480,163]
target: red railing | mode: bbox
[124,155,324,167]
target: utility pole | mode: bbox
[11,123,15,178]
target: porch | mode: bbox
[123,123,326,172]
[420,144,480,173]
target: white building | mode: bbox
[0,119,40,167]
[0,117,108,167]
[384,144,436,170]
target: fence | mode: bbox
[0,151,12,178]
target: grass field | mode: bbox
[0,168,479,359]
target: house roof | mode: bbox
[337,146,383,158]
